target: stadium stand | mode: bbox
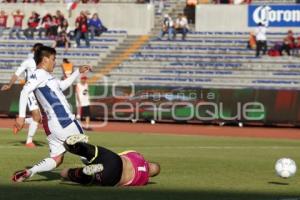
[100,30,300,89]
[0,30,128,82]
[1,0,300,90]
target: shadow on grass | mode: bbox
[8,140,47,147]
[25,172,61,182]
[268,181,290,186]
[0,185,300,200]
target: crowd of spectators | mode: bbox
[1,0,99,2]
[267,30,300,57]
[248,24,300,57]
[0,8,107,50]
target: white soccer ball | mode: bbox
[275,158,297,178]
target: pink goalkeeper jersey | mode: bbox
[121,151,149,186]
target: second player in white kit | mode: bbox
[1,43,44,147]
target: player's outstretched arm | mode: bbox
[2,58,30,91]
[1,74,19,91]
[59,65,92,91]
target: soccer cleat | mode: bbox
[12,169,31,182]
[25,142,36,148]
[83,164,104,176]
[65,134,89,146]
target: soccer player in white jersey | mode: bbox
[76,75,91,130]
[12,46,91,182]
[1,43,43,148]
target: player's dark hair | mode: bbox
[63,58,69,63]
[32,43,44,52]
[34,46,56,65]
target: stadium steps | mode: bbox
[89,35,149,84]
[101,75,300,89]
[109,68,300,79]
[117,61,300,72]
[0,30,128,83]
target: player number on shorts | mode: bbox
[138,166,146,172]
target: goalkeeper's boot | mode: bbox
[83,164,104,176]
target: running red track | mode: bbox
[1,118,300,140]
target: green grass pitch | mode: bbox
[0,128,300,200]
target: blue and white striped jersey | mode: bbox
[19,68,80,128]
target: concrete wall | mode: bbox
[1,3,155,35]
[196,5,300,32]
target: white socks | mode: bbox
[28,158,57,177]
[24,118,38,144]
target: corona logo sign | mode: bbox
[248,5,300,27]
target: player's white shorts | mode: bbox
[27,92,39,111]
[46,119,84,157]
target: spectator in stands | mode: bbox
[76,75,92,130]
[58,19,72,38]
[254,22,267,57]
[61,58,74,79]
[293,36,300,56]
[75,11,90,47]
[23,0,45,2]
[88,13,107,40]
[56,10,66,27]
[158,14,175,40]
[81,0,99,2]
[136,0,147,3]
[233,0,251,4]
[215,0,231,3]
[0,10,8,38]
[158,0,165,14]
[52,31,71,52]
[267,42,281,57]
[280,30,295,56]
[49,15,59,38]
[175,13,189,40]
[9,9,25,39]
[247,31,256,50]
[24,11,40,39]
[184,0,196,24]
[38,13,52,39]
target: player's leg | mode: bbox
[25,109,40,147]
[12,121,73,181]
[64,135,123,186]
[64,134,94,160]
[12,119,83,182]
[12,156,60,182]
[25,93,41,147]
[63,167,95,185]
[82,106,91,130]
